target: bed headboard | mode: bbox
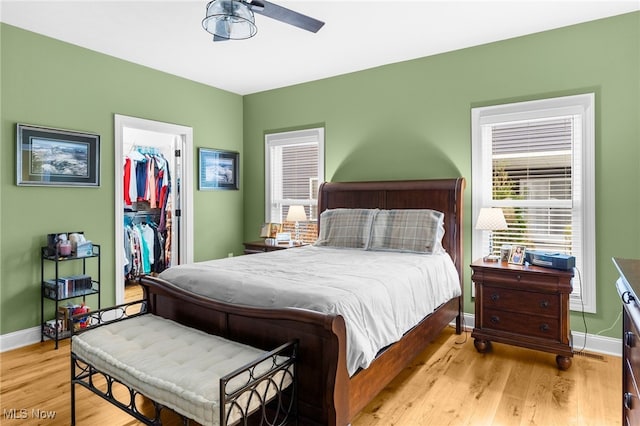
[317,178,466,283]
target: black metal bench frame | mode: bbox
[70,300,297,425]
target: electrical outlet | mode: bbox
[227,252,234,257]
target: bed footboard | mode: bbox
[139,275,350,426]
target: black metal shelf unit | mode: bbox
[40,244,101,348]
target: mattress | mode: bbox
[72,314,292,426]
[159,246,461,375]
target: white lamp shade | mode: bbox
[286,205,307,222]
[475,207,508,231]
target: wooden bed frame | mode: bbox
[139,177,465,425]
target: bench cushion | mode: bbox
[72,314,289,426]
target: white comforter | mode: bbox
[159,246,461,375]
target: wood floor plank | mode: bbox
[0,285,622,425]
[491,345,538,425]
[573,352,621,426]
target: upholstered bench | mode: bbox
[70,304,297,426]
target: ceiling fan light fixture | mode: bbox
[202,0,257,40]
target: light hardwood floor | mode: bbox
[1,284,622,425]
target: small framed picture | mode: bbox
[500,245,512,263]
[508,245,526,265]
[198,148,239,190]
[259,223,270,238]
[268,223,282,238]
[259,223,282,238]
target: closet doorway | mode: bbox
[114,114,194,304]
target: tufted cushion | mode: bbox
[72,314,291,426]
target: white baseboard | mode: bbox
[571,330,621,357]
[2,314,622,357]
[0,326,42,352]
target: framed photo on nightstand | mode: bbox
[259,223,270,238]
[508,245,526,265]
[259,223,282,238]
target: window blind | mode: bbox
[490,116,576,255]
[265,129,324,223]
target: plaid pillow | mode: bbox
[368,209,445,254]
[314,208,378,249]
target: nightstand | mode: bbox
[470,259,574,370]
[242,240,294,255]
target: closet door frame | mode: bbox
[114,114,194,304]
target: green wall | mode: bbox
[2,12,639,341]
[243,12,640,338]
[0,24,244,335]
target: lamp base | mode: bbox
[483,255,501,262]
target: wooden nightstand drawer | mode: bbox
[483,285,560,317]
[474,268,568,292]
[244,246,268,254]
[482,308,560,340]
[243,240,290,254]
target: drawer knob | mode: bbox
[624,392,634,410]
[625,331,636,348]
[539,323,550,332]
[490,315,500,324]
[490,293,500,302]
[516,274,522,281]
[540,300,550,309]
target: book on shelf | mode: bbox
[43,274,92,299]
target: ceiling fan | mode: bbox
[202,0,325,41]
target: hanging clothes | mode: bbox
[124,149,145,209]
[123,146,172,279]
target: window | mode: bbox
[265,127,324,233]
[471,94,595,312]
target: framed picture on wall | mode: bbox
[198,148,239,190]
[16,123,100,187]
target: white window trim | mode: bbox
[471,93,596,313]
[264,127,325,223]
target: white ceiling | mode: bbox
[1,1,638,95]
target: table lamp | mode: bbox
[286,205,307,244]
[475,207,508,262]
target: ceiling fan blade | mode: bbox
[247,0,265,12]
[248,0,324,33]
